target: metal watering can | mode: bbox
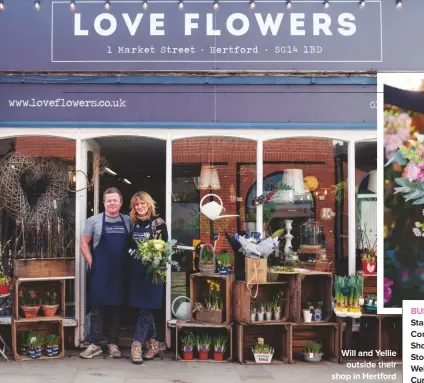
[200,193,223,221]
[171,296,190,321]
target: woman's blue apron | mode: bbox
[90,213,129,307]
[129,219,163,309]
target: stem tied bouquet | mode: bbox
[129,238,180,284]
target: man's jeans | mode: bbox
[91,306,120,345]
[134,309,157,342]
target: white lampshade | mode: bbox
[282,169,305,195]
[199,164,221,190]
[367,170,377,193]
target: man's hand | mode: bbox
[80,235,93,269]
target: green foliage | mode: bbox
[302,342,322,355]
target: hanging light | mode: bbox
[396,0,402,8]
[104,167,117,176]
[213,0,219,10]
[286,0,292,9]
[199,164,221,190]
[70,0,76,10]
[143,0,148,9]
[34,1,41,10]
[249,0,255,9]
[178,0,184,9]
[323,0,329,8]
[359,0,365,7]
[0,1,4,11]
[105,0,110,10]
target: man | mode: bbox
[79,187,130,359]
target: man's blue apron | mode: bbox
[90,213,129,307]
[129,219,163,309]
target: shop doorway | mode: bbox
[82,136,166,347]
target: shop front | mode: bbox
[0,0,399,364]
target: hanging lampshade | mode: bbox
[199,164,221,190]
[282,169,305,195]
[367,170,377,193]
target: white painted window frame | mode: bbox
[0,127,376,347]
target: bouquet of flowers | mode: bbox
[389,132,424,205]
[234,232,280,259]
[129,238,180,284]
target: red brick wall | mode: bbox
[15,137,75,158]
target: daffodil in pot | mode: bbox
[45,334,60,357]
[181,332,196,360]
[27,332,43,359]
[41,290,59,317]
[213,335,227,361]
[272,292,285,321]
[264,300,273,321]
[19,289,40,318]
[302,342,323,363]
[0,271,11,295]
[252,337,274,364]
[196,334,212,360]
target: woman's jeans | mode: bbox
[134,309,157,342]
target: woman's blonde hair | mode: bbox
[129,191,157,224]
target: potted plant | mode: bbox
[272,292,284,320]
[19,332,28,355]
[198,244,216,275]
[252,337,274,364]
[364,294,377,313]
[213,335,227,361]
[257,301,265,321]
[334,275,350,315]
[27,332,43,359]
[312,301,323,322]
[41,290,59,317]
[196,334,212,360]
[216,252,232,275]
[19,289,40,318]
[302,302,312,323]
[302,342,323,363]
[347,276,362,316]
[45,334,60,357]
[250,298,257,322]
[181,332,196,360]
[264,300,273,321]
[362,249,376,274]
[192,280,223,324]
[0,272,11,295]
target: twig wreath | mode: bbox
[0,153,69,227]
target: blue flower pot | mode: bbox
[46,346,60,357]
[218,266,231,275]
[312,309,322,322]
[28,348,41,359]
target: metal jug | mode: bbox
[200,193,223,221]
[171,296,190,321]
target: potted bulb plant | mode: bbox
[196,334,212,360]
[257,301,265,321]
[19,289,40,318]
[27,332,43,359]
[41,290,59,317]
[272,292,284,321]
[19,332,29,355]
[181,332,196,360]
[302,302,312,323]
[362,249,376,274]
[252,337,274,364]
[198,244,216,275]
[213,335,227,361]
[347,276,362,317]
[302,342,323,363]
[250,299,257,322]
[312,301,323,322]
[264,300,273,321]
[193,280,223,325]
[45,334,60,357]
[0,272,11,295]
[216,252,232,275]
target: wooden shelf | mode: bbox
[176,321,230,329]
[238,320,289,326]
[14,316,63,323]
[295,322,339,327]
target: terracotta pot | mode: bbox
[42,304,59,317]
[0,285,10,295]
[362,260,376,275]
[183,351,193,360]
[214,352,224,361]
[21,305,40,318]
[198,350,209,360]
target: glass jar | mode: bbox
[300,220,321,247]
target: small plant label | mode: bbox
[309,353,314,359]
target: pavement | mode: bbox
[0,350,403,383]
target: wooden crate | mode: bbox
[358,272,377,296]
[12,279,66,320]
[291,322,340,364]
[338,314,380,363]
[13,258,75,279]
[190,273,234,325]
[175,321,232,362]
[12,319,65,360]
[235,322,291,364]
[233,281,290,324]
[380,315,402,363]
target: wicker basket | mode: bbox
[198,243,216,275]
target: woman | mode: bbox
[128,191,168,364]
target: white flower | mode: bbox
[416,222,421,228]
[413,228,422,237]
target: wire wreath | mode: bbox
[0,153,69,227]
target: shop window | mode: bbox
[261,138,349,274]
